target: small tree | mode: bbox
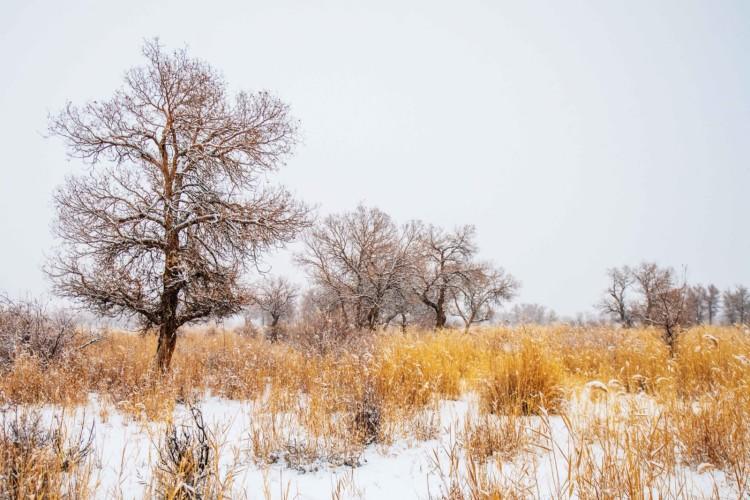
[499,303,558,325]
[0,296,90,367]
[650,280,688,353]
[251,276,298,341]
[47,40,310,371]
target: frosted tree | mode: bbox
[47,40,310,371]
[631,262,674,324]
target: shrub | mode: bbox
[153,405,214,499]
[0,406,94,498]
[0,297,92,368]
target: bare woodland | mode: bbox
[0,39,745,373]
[1,34,749,500]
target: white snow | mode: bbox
[13,393,742,499]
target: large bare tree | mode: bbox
[47,40,310,371]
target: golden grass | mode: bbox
[1,324,749,497]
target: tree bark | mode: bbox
[269,316,280,342]
[155,320,177,372]
[155,222,180,372]
[435,309,447,329]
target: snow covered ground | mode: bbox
[21,389,742,499]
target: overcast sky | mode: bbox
[1,0,748,317]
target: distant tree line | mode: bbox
[20,37,749,373]
[250,205,519,337]
[598,262,749,351]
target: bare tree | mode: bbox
[291,286,353,352]
[47,40,310,371]
[650,280,688,354]
[684,284,708,325]
[631,262,673,324]
[706,284,721,325]
[598,265,634,326]
[411,224,477,329]
[251,276,298,341]
[723,285,750,325]
[630,263,687,353]
[603,262,692,353]
[297,205,418,330]
[451,263,519,333]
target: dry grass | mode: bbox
[478,336,565,415]
[1,324,749,497]
[0,405,95,498]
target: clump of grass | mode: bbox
[429,426,531,500]
[674,326,750,396]
[462,411,531,464]
[537,398,683,499]
[479,337,564,415]
[669,391,750,493]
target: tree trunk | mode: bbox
[366,306,379,331]
[269,316,280,342]
[154,252,180,372]
[434,290,447,329]
[155,318,178,373]
[663,325,676,357]
[435,313,445,329]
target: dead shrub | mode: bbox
[462,412,531,464]
[351,382,382,445]
[153,405,214,499]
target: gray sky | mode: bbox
[1,0,748,316]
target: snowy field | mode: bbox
[24,390,741,499]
